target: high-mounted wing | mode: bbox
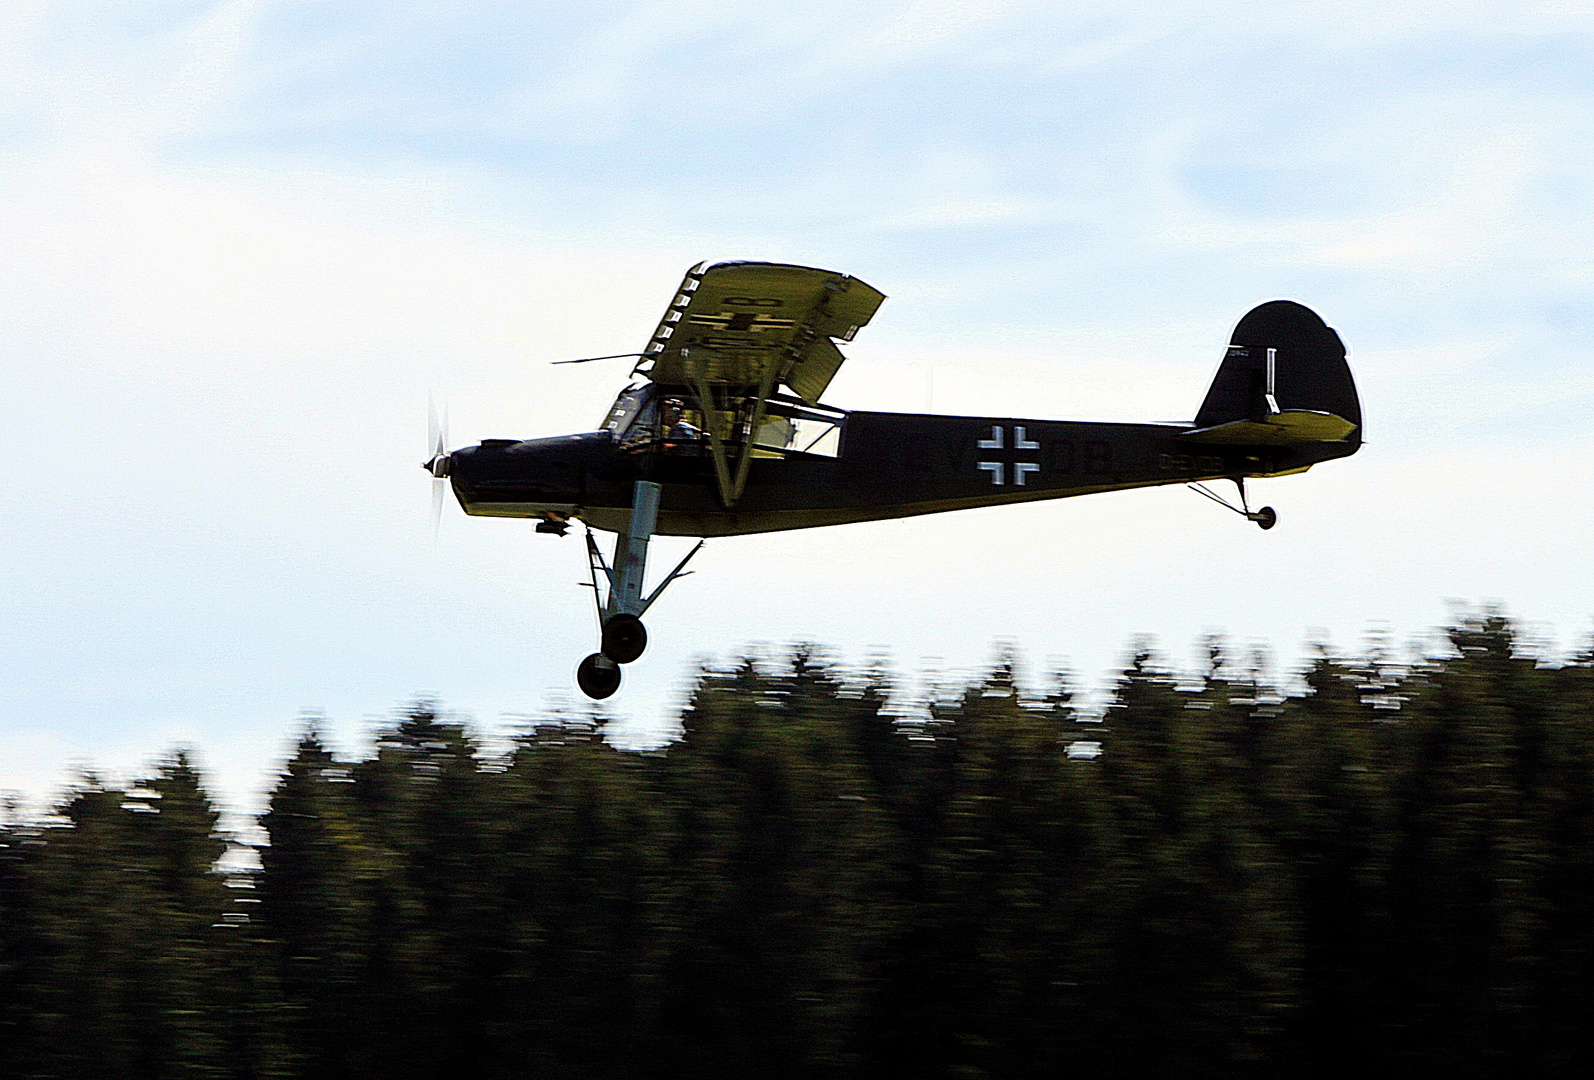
[634,262,885,405]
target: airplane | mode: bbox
[424,261,1362,699]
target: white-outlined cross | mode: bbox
[976,425,1041,485]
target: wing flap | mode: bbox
[1178,409,1358,446]
[784,337,845,405]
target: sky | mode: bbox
[2,0,1592,818]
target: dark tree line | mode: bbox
[3,613,1594,1078]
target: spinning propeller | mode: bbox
[424,398,451,536]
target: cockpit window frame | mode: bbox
[602,382,658,438]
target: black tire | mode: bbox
[576,653,622,699]
[601,613,648,664]
[1254,506,1277,530]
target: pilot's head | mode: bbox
[662,398,683,421]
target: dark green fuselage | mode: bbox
[448,409,1357,538]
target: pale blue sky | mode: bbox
[2,1,1592,815]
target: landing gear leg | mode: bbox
[599,479,660,665]
[1188,477,1277,530]
[1233,477,1278,530]
[577,481,705,698]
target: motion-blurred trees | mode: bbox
[1093,646,1299,1076]
[655,651,902,1080]
[493,708,668,1079]
[2,612,1593,1078]
[4,753,289,1078]
[907,658,1108,1079]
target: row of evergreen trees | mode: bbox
[3,614,1593,1078]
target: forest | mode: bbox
[3,611,1593,1079]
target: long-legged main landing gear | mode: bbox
[1188,476,1277,530]
[577,480,704,699]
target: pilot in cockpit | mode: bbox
[661,398,702,446]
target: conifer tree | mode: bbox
[1252,649,1391,1074]
[1379,614,1557,1072]
[135,750,287,1076]
[1533,639,1594,1078]
[491,707,668,1079]
[259,730,381,1078]
[21,778,153,1074]
[914,655,1108,1079]
[1096,646,1299,1075]
[657,652,900,1080]
[0,806,35,1065]
[339,702,507,1078]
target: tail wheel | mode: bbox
[601,614,648,664]
[576,653,622,699]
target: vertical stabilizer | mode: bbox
[1193,301,1361,447]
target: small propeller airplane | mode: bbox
[424,261,1362,699]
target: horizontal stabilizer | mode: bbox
[1178,409,1358,446]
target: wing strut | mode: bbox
[686,367,737,507]
[683,357,780,509]
[727,361,780,508]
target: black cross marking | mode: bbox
[689,312,797,333]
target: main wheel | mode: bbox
[576,653,622,699]
[601,613,648,664]
[1253,506,1277,530]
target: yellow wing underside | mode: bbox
[633,262,886,405]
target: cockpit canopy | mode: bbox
[602,382,843,458]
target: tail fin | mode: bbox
[1183,301,1361,447]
